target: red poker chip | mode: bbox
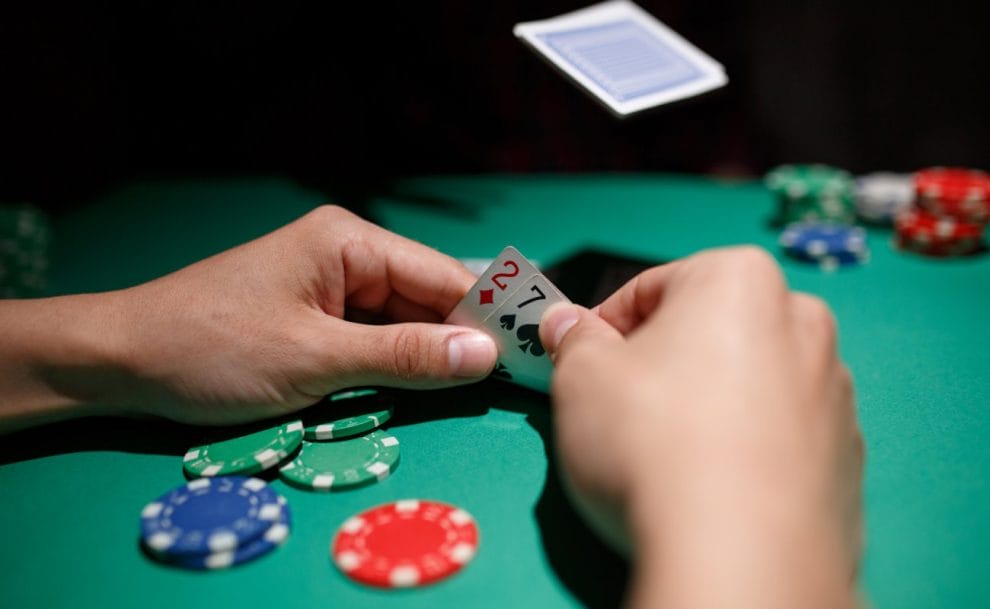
[893,233,984,257]
[914,167,990,204]
[332,499,479,588]
[917,196,990,224]
[894,210,984,241]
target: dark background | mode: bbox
[2,0,988,210]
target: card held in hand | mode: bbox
[447,247,571,393]
[446,246,541,329]
[483,273,569,393]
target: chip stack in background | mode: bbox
[765,164,857,226]
[894,167,990,257]
[765,164,868,271]
[853,172,915,225]
[0,204,51,298]
[777,222,869,271]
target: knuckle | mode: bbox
[306,204,353,225]
[854,424,866,464]
[292,205,354,247]
[692,246,785,291]
[797,293,838,342]
[838,362,853,390]
[724,246,783,281]
[388,328,436,380]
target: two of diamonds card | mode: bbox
[446,246,569,393]
[514,0,727,117]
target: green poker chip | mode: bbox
[764,164,854,200]
[278,430,400,491]
[303,388,394,441]
[183,420,304,477]
[765,164,856,226]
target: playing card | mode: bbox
[446,246,541,328]
[483,273,570,393]
[513,0,728,117]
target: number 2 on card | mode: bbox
[491,261,520,290]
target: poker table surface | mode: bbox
[2,174,988,609]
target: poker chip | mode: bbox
[140,476,283,557]
[913,167,990,224]
[917,196,990,223]
[895,210,983,241]
[892,232,984,257]
[183,420,304,477]
[893,209,986,257]
[778,222,868,270]
[332,499,479,588]
[854,172,915,224]
[765,164,856,225]
[159,497,291,570]
[914,167,990,204]
[278,430,400,491]
[765,164,854,199]
[303,388,394,441]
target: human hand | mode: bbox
[87,205,497,425]
[540,247,863,608]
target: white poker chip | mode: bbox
[854,172,914,223]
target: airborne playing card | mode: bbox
[513,0,727,117]
[483,273,569,393]
[446,246,541,328]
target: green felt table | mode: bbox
[1,175,988,608]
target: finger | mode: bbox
[328,320,498,390]
[541,303,624,361]
[789,292,838,356]
[342,221,477,317]
[631,246,789,344]
[594,262,683,334]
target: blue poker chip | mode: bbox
[140,476,283,558]
[160,496,291,570]
[778,222,869,270]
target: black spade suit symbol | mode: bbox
[516,324,545,356]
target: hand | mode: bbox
[540,247,863,609]
[0,206,497,431]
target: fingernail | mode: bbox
[448,331,498,378]
[543,303,580,352]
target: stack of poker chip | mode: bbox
[139,476,291,570]
[178,388,400,493]
[853,172,915,224]
[139,387,481,587]
[140,388,405,571]
[279,388,400,492]
[894,167,990,257]
[778,222,869,271]
[765,164,856,226]
[0,204,51,298]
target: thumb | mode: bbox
[340,322,498,390]
[540,303,624,361]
